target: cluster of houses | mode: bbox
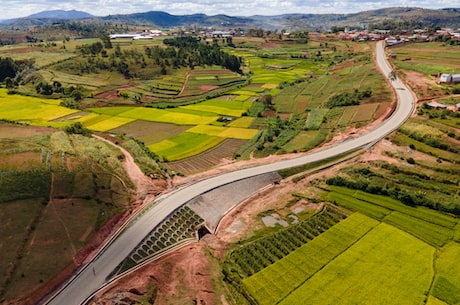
[425,101,460,111]
[109,28,236,40]
[109,29,167,40]
[335,27,460,45]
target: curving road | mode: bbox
[45,41,415,305]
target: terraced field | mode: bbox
[165,138,247,175]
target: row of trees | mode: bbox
[326,175,460,215]
[326,88,372,108]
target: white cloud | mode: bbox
[1,0,459,19]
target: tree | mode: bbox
[64,122,90,136]
[100,34,112,49]
[4,76,14,89]
[0,57,17,82]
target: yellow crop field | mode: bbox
[148,132,224,161]
[187,125,258,140]
[85,116,136,132]
[180,104,250,117]
[114,107,219,125]
[227,117,254,128]
[0,89,78,125]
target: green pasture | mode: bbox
[187,125,258,140]
[431,242,460,304]
[243,213,378,305]
[279,223,434,305]
[0,89,78,125]
[148,132,224,161]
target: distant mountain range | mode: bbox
[27,9,94,19]
[1,7,459,30]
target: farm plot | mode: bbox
[393,42,460,74]
[0,49,77,68]
[0,89,78,125]
[281,130,324,153]
[274,83,305,113]
[431,242,460,304]
[305,109,328,130]
[84,116,135,132]
[279,223,434,305]
[148,132,224,161]
[383,212,452,247]
[227,117,254,128]
[228,205,347,278]
[89,106,219,125]
[186,125,258,140]
[165,139,247,175]
[180,99,253,117]
[243,213,378,305]
[109,121,191,146]
[325,187,458,247]
[180,70,244,97]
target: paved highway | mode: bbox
[45,41,414,305]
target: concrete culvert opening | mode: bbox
[196,225,211,240]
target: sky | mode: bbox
[1,0,460,20]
